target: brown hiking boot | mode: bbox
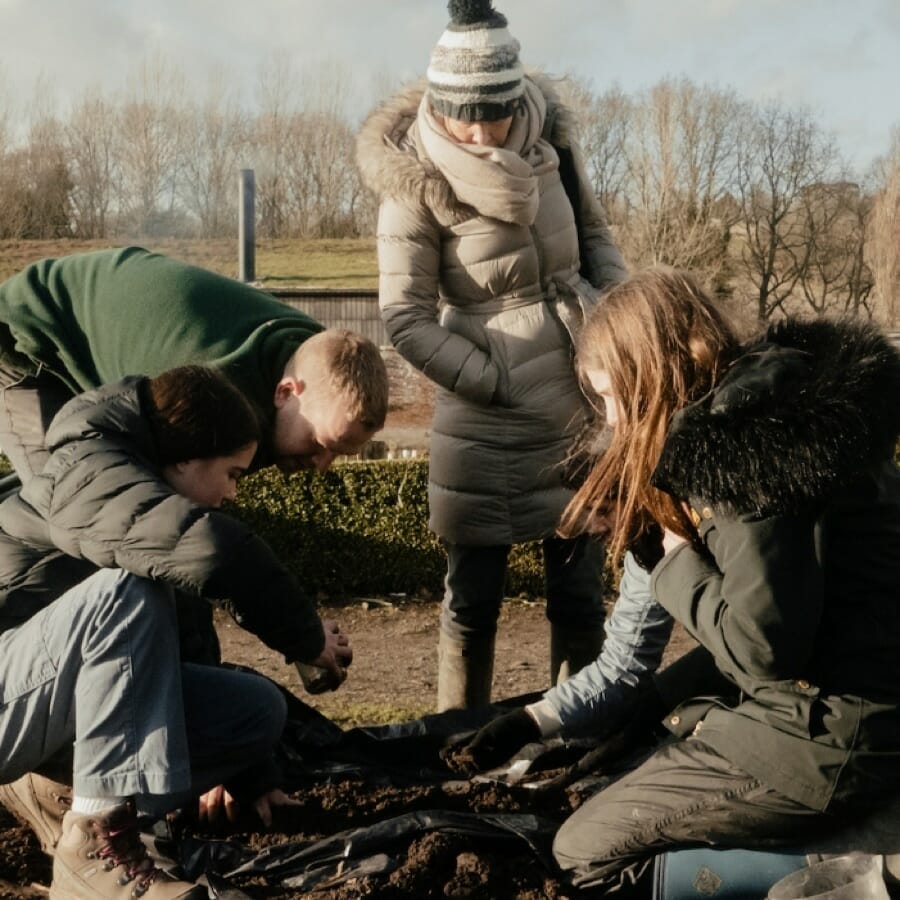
[0,772,72,854]
[51,803,205,900]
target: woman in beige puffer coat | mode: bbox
[356,2,627,711]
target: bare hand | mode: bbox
[308,618,352,685]
[198,784,239,825]
[662,502,699,556]
[253,788,303,828]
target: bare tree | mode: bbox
[118,52,188,235]
[618,79,742,288]
[15,76,72,238]
[0,64,25,238]
[66,87,120,238]
[554,77,632,220]
[179,72,249,238]
[253,53,298,239]
[0,64,12,159]
[842,188,876,317]
[735,102,840,322]
[0,150,31,239]
[286,62,366,237]
[795,181,874,317]
[867,127,900,326]
[284,110,364,237]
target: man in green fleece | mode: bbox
[0,246,388,485]
[0,248,389,864]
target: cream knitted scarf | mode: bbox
[414,78,559,226]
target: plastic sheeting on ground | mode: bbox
[223,809,557,891]
[155,679,574,893]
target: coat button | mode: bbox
[797,679,811,690]
[701,507,714,520]
[670,715,681,726]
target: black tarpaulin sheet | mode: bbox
[223,809,557,890]
[162,680,571,891]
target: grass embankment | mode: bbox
[0,238,378,288]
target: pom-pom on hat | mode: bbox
[427,0,524,122]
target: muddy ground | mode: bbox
[0,597,696,900]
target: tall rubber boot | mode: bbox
[436,632,495,712]
[550,624,605,686]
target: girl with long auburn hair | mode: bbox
[559,268,741,564]
[542,268,900,893]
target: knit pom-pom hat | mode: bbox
[426,0,524,122]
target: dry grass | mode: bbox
[0,237,378,288]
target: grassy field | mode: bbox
[0,237,379,288]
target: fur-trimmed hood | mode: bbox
[653,317,900,516]
[355,72,581,213]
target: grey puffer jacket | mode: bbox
[0,377,325,663]
[357,76,626,544]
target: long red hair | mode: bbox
[559,268,740,563]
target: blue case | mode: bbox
[654,847,809,899]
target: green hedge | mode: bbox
[233,459,546,599]
[17,442,900,601]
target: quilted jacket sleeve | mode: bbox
[567,141,627,291]
[19,437,325,662]
[376,197,504,406]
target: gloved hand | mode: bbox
[532,680,669,795]
[443,709,542,776]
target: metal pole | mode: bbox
[238,169,255,283]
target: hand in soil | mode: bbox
[441,709,542,776]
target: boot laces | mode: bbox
[94,818,164,895]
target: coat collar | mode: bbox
[44,376,160,464]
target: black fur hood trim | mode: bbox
[652,317,900,516]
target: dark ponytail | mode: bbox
[146,365,260,465]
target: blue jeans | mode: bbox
[441,534,606,640]
[0,568,286,813]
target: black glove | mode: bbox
[532,680,668,795]
[443,709,542,776]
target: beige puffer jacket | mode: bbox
[356,76,626,545]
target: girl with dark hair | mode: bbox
[545,268,900,891]
[0,365,350,900]
[148,364,261,508]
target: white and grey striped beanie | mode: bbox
[427,0,524,122]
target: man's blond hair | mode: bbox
[287,329,388,430]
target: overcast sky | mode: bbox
[1,0,897,174]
